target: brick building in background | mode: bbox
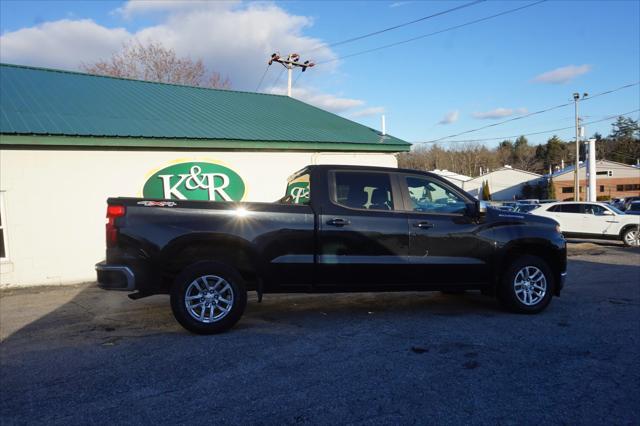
[549,159,640,201]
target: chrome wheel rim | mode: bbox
[513,266,547,306]
[185,275,234,323]
[624,230,640,247]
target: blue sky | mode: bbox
[1,0,638,147]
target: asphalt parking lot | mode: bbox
[1,242,639,425]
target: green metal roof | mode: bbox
[0,63,410,152]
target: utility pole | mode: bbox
[269,53,315,97]
[573,92,588,201]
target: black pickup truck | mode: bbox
[97,165,567,334]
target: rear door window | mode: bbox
[333,171,394,211]
[585,204,606,215]
[558,204,583,213]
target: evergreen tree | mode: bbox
[481,180,492,201]
[514,135,529,150]
[610,116,639,139]
[543,135,567,170]
[547,178,556,200]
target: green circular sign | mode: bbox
[286,181,310,204]
[143,162,245,201]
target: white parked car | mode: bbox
[531,202,640,247]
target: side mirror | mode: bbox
[468,200,487,217]
[603,210,614,216]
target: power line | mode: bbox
[316,0,547,66]
[414,109,640,144]
[580,81,640,101]
[292,71,303,89]
[272,67,286,89]
[304,0,485,53]
[423,81,640,143]
[254,64,270,92]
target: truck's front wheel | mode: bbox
[498,255,554,314]
[170,261,247,334]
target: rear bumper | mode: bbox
[96,262,135,291]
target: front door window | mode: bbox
[405,176,467,214]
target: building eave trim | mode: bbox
[0,134,411,152]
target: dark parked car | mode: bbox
[514,204,541,213]
[609,198,625,210]
[623,196,640,211]
[96,165,567,334]
[497,202,516,212]
[625,201,640,215]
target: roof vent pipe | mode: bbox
[381,115,386,136]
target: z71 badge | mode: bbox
[137,201,178,207]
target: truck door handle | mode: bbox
[327,218,350,227]
[414,221,434,229]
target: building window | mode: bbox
[0,192,7,261]
[561,187,574,194]
[616,184,640,192]
[600,185,605,193]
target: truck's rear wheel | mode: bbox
[170,261,247,334]
[498,255,554,314]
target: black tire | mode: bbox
[170,261,247,334]
[621,226,640,247]
[497,255,554,314]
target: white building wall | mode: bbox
[428,170,471,189]
[463,169,543,200]
[0,148,397,287]
[438,176,467,189]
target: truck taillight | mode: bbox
[106,204,126,248]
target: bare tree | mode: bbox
[81,41,231,89]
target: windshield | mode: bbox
[608,205,625,215]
